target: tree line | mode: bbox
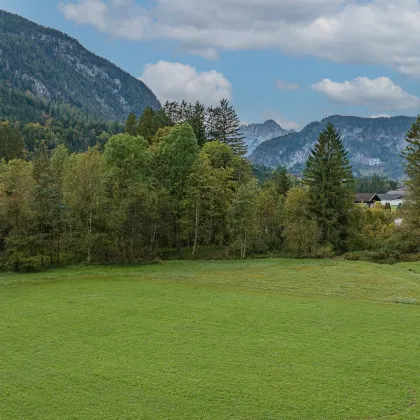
[1,101,420,271]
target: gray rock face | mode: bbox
[250,115,416,179]
[240,120,292,156]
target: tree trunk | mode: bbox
[192,196,200,255]
[87,211,92,264]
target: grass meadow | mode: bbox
[2,259,420,419]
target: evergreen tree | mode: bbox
[137,107,172,144]
[124,112,137,136]
[303,123,353,252]
[403,116,420,237]
[272,165,292,196]
[207,99,246,156]
[163,101,179,124]
[188,101,207,147]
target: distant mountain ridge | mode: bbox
[250,115,416,179]
[240,120,293,156]
[0,10,160,122]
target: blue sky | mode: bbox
[2,0,420,129]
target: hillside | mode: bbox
[250,115,416,178]
[239,119,292,155]
[0,10,160,122]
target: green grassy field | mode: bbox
[2,259,420,419]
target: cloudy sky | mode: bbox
[3,0,420,128]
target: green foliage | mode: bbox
[154,123,199,199]
[272,165,292,196]
[182,151,233,253]
[137,108,172,144]
[0,99,418,269]
[229,179,260,258]
[124,112,137,136]
[303,123,354,253]
[63,147,107,263]
[0,159,36,270]
[104,133,150,190]
[403,115,420,236]
[0,121,24,161]
[282,187,321,257]
[354,174,398,193]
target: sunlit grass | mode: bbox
[1,259,420,419]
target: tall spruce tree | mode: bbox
[403,116,420,235]
[163,101,179,125]
[207,99,246,156]
[303,123,353,252]
[272,165,292,196]
[188,101,207,147]
[124,112,137,136]
[137,108,172,144]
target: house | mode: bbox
[387,189,407,197]
[377,194,405,207]
[354,193,380,207]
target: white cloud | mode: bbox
[312,77,420,110]
[58,0,107,29]
[139,61,232,105]
[275,116,300,131]
[275,80,300,91]
[59,0,420,76]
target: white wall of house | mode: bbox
[381,199,403,207]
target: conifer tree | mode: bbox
[272,165,292,196]
[303,123,353,252]
[188,101,207,147]
[207,99,246,156]
[163,101,179,124]
[137,108,172,144]
[124,112,137,136]
[403,116,420,236]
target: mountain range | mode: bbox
[0,10,160,122]
[249,115,416,179]
[239,120,294,156]
[0,10,417,179]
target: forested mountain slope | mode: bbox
[250,115,416,178]
[0,10,160,122]
[239,120,293,155]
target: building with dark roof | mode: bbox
[354,193,380,207]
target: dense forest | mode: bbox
[1,97,420,271]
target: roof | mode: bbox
[355,193,379,202]
[377,194,404,201]
[387,190,407,196]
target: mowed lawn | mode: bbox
[2,260,420,419]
